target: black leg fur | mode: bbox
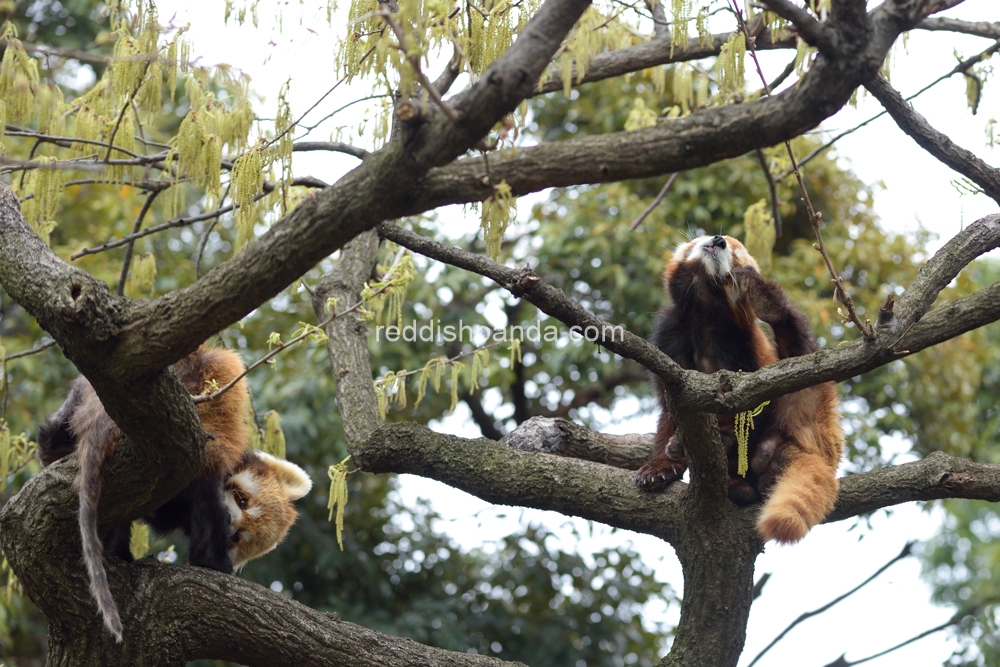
[37,378,86,466]
[185,475,234,573]
[733,266,817,358]
[103,524,134,563]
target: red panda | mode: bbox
[37,345,312,641]
[635,235,844,544]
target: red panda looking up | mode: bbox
[635,235,844,544]
[38,345,312,641]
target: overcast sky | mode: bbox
[156,1,999,664]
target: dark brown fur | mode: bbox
[635,236,843,543]
[38,345,251,641]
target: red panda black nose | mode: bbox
[710,235,726,249]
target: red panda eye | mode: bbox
[233,489,249,510]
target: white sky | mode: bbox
[154,0,999,664]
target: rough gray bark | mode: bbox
[0,0,994,665]
[312,230,383,448]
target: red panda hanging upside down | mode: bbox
[37,345,312,642]
[635,235,844,544]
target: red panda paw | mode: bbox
[757,506,809,544]
[635,457,686,493]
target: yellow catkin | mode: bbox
[449,361,463,413]
[326,456,351,550]
[129,522,150,559]
[508,338,522,367]
[126,252,157,297]
[670,0,691,57]
[231,144,264,251]
[263,410,287,459]
[718,32,746,98]
[743,199,776,273]
[480,179,516,261]
[0,427,10,489]
[735,401,770,477]
[673,63,693,115]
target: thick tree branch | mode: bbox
[916,17,1000,39]
[760,0,837,52]
[0,458,524,667]
[828,451,1000,522]
[502,416,652,469]
[887,213,1000,337]
[312,231,383,447]
[535,29,796,95]
[113,0,594,375]
[864,74,1000,204]
[355,421,687,543]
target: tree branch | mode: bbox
[0,457,526,667]
[354,421,687,543]
[502,416,652,469]
[381,214,1000,418]
[311,230,383,448]
[747,542,914,666]
[829,451,1000,522]
[114,0,594,375]
[864,74,1000,204]
[378,220,688,389]
[293,141,370,160]
[760,0,837,52]
[916,16,1000,39]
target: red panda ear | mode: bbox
[256,451,313,500]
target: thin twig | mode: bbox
[192,281,398,404]
[2,339,57,361]
[786,38,1000,178]
[104,59,152,163]
[380,6,461,124]
[629,172,679,230]
[299,93,388,132]
[195,218,221,280]
[822,601,994,667]
[72,200,241,260]
[748,542,914,667]
[731,0,873,337]
[70,175,324,260]
[269,43,381,144]
[116,189,162,295]
[755,148,783,237]
[196,184,230,279]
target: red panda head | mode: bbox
[664,235,760,285]
[224,451,312,568]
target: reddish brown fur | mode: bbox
[637,235,843,543]
[226,451,312,568]
[174,345,251,477]
[36,344,312,641]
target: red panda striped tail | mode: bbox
[757,450,839,544]
[76,425,124,642]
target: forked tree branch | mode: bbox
[379,214,1000,416]
[864,74,1000,204]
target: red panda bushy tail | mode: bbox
[76,430,123,643]
[757,449,839,544]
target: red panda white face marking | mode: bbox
[672,235,760,282]
[224,451,312,568]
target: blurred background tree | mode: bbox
[1,0,998,665]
